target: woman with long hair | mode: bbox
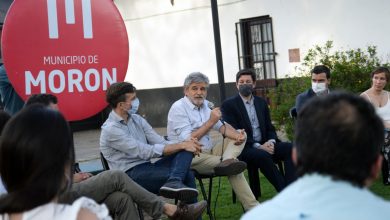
[0,104,110,219]
[361,66,390,185]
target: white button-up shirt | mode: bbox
[167,96,223,151]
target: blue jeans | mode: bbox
[126,150,196,195]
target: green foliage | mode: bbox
[269,76,309,140]
[302,41,385,92]
[269,41,390,140]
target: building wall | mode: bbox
[4,1,389,127]
[114,0,390,89]
[136,82,238,127]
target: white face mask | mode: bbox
[311,82,327,94]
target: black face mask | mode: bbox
[239,84,254,97]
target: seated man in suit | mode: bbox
[295,65,331,113]
[221,69,296,192]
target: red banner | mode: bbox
[2,0,129,121]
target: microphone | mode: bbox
[207,101,215,110]
[208,102,227,150]
[207,101,225,125]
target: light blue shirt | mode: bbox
[240,95,261,143]
[100,111,168,172]
[167,97,223,151]
[242,173,390,220]
[0,177,6,195]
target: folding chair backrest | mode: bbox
[289,107,297,119]
[100,152,110,170]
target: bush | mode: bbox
[269,41,390,140]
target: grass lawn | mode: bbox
[197,171,390,220]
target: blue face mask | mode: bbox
[128,97,140,114]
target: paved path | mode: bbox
[73,127,168,162]
[74,127,288,162]
[73,126,287,171]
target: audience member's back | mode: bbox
[0,105,110,220]
[242,92,390,220]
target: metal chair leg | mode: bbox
[208,177,214,220]
[197,176,214,220]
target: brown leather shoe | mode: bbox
[169,200,207,220]
[214,158,247,176]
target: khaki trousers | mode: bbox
[191,138,259,210]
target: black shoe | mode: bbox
[169,201,207,220]
[160,181,198,201]
[214,158,247,176]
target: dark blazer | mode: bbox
[221,94,277,148]
[295,88,316,114]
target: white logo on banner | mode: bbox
[3,0,129,120]
[47,0,93,39]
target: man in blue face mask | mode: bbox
[100,82,206,205]
[128,97,140,114]
[295,65,331,114]
[221,69,296,196]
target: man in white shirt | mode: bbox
[242,92,390,220]
[167,72,259,211]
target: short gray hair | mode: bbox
[184,72,210,88]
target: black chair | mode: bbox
[100,152,110,171]
[100,152,144,220]
[289,106,297,119]
[194,169,245,220]
[193,170,219,220]
[74,163,82,173]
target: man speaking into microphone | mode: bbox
[167,72,259,211]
